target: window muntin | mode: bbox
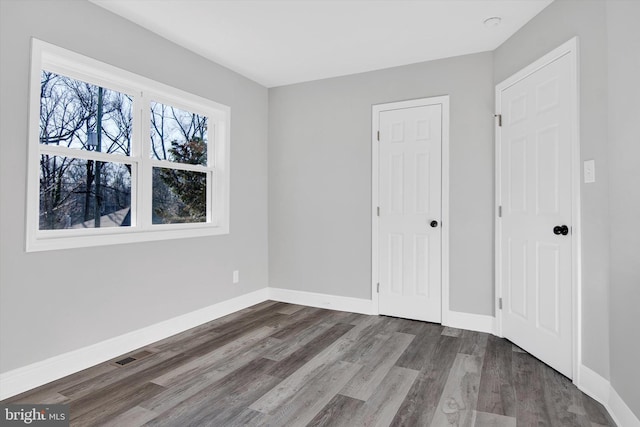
[28,39,230,251]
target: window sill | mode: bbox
[26,224,230,252]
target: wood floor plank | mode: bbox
[250,314,387,415]
[352,366,419,427]
[306,394,364,427]
[151,325,276,386]
[512,351,553,427]
[275,303,306,315]
[269,306,327,339]
[542,364,592,427]
[443,326,463,337]
[395,323,441,371]
[339,317,405,364]
[186,374,281,427]
[147,328,222,355]
[100,405,158,427]
[226,408,272,427]
[261,321,334,361]
[396,318,443,336]
[429,353,483,427]
[71,382,165,426]
[340,332,415,401]
[207,304,290,337]
[145,302,277,353]
[472,410,517,427]
[59,350,180,400]
[261,360,361,426]
[145,358,279,427]
[459,330,489,358]
[340,325,390,363]
[477,335,517,417]
[266,322,355,379]
[390,334,461,427]
[139,336,281,414]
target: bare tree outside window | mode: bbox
[38,71,132,229]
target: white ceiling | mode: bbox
[91,0,553,88]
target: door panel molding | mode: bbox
[372,96,450,323]
[495,37,581,381]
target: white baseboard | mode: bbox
[0,288,269,401]
[578,364,640,427]
[609,386,640,427]
[268,287,375,315]
[578,364,611,406]
[444,310,496,334]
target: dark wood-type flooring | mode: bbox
[3,301,616,426]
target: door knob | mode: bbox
[430,220,438,228]
[553,225,569,236]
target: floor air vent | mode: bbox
[115,356,136,366]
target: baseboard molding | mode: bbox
[444,310,496,334]
[0,288,269,401]
[268,287,375,315]
[609,386,640,427]
[578,364,611,406]
[578,364,640,427]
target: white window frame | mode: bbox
[26,39,230,252]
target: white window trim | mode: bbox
[26,38,230,252]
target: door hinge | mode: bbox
[498,205,502,218]
[495,114,502,127]
[377,206,380,217]
[377,130,380,141]
[377,283,380,293]
[498,298,503,310]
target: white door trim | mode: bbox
[495,37,581,381]
[371,96,450,323]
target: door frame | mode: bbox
[371,96,450,323]
[495,37,581,381]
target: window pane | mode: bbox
[152,167,207,224]
[39,155,132,230]
[150,101,208,165]
[40,70,133,156]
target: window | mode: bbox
[27,39,230,251]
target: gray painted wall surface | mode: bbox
[269,53,495,315]
[607,0,640,418]
[493,0,611,380]
[0,0,269,373]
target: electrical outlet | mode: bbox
[233,270,239,284]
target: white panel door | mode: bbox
[378,104,442,322]
[499,53,573,378]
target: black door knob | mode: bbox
[553,225,569,235]
[430,220,438,228]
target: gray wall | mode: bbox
[493,0,611,381]
[0,0,269,373]
[269,53,495,315]
[607,0,640,418]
